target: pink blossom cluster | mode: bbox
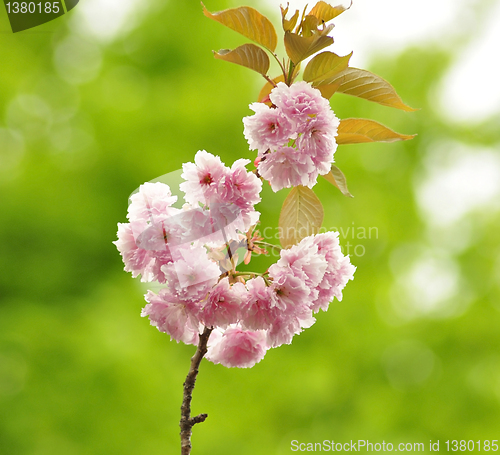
[243,81,340,192]
[114,150,262,284]
[114,152,355,369]
[142,232,354,369]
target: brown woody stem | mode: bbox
[263,73,277,88]
[180,326,213,455]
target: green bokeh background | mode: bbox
[1,1,499,454]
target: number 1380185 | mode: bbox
[5,2,60,13]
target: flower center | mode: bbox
[201,173,213,185]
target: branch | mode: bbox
[180,326,213,455]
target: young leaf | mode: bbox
[284,31,333,64]
[279,186,324,248]
[203,4,278,52]
[321,165,353,197]
[281,5,299,32]
[327,67,417,111]
[309,1,351,23]
[214,44,270,76]
[336,118,416,144]
[303,51,352,84]
[258,74,286,102]
[302,15,320,37]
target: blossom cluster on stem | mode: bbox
[243,82,340,192]
[114,147,355,369]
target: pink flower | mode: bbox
[114,221,174,283]
[243,82,339,192]
[219,158,262,210]
[127,182,178,224]
[163,244,221,302]
[268,267,310,312]
[269,81,332,127]
[312,231,341,263]
[180,150,228,206]
[266,309,315,348]
[142,288,201,345]
[297,116,338,176]
[114,222,149,279]
[199,278,244,328]
[243,102,295,154]
[240,277,278,331]
[309,232,356,312]
[312,255,356,312]
[206,325,268,368]
[276,236,328,290]
[258,146,315,192]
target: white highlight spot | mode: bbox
[71,0,148,42]
[438,1,500,123]
[416,141,500,227]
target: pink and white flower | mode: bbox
[243,102,295,155]
[127,182,178,224]
[142,288,201,345]
[310,232,356,313]
[266,308,315,348]
[269,81,332,127]
[219,158,262,210]
[206,325,268,368]
[199,278,245,328]
[244,81,340,192]
[275,236,327,291]
[258,146,315,191]
[114,220,176,283]
[180,150,228,206]
[268,267,310,312]
[163,244,220,302]
[240,276,278,331]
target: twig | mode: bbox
[254,241,282,254]
[180,326,213,455]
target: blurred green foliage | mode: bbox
[1,1,499,454]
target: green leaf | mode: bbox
[303,51,352,84]
[214,44,270,76]
[203,4,278,52]
[284,31,333,64]
[327,67,417,111]
[281,5,299,32]
[309,1,351,23]
[279,186,324,248]
[321,165,353,198]
[336,118,416,144]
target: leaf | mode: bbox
[214,44,270,76]
[321,165,353,197]
[281,5,299,32]
[302,15,320,37]
[336,118,416,144]
[284,31,333,64]
[317,81,342,99]
[326,67,417,111]
[203,4,278,52]
[303,51,352,84]
[309,1,351,23]
[279,186,324,248]
[258,74,286,103]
